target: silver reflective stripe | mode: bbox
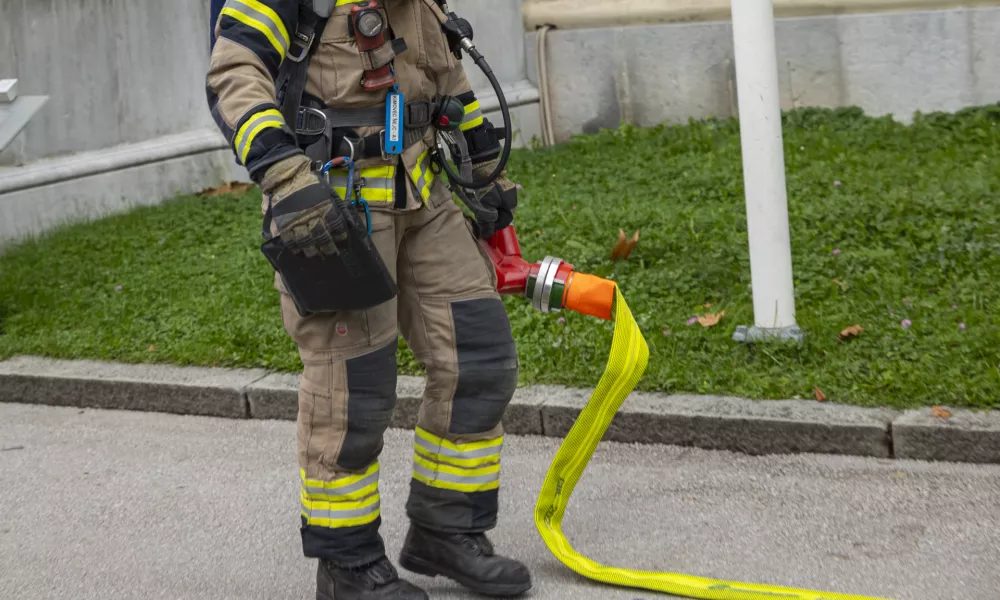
[303,470,379,499]
[329,176,394,191]
[413,463,500,486]
[303,499,381,521]
[463,107,484,125]
[235,112,284,160]
[415,435,502,460]
[412,153,433,193]
[224,0,289,56]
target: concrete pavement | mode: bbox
[1,403,998,600]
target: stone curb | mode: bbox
[2,356,999,464]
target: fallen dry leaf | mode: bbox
[611,229,640,261]
[148,345,155,352]
[697,311,725,328]
[839,325,864,340]
[814,386,828,402]
[931,406,953,419]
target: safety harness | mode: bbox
[274,0,511,205]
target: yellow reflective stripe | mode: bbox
[421,166,435,200]
[413,454,500,479]
[304,481,378,503]
[413,471,500,493]
[332,186,394,203]
[233,109,285,164]
[460,115,485,131]
[461,100,485,131]
[301,489,381,528]
[408,152,426,182]
[414,427,503,455]
[300,462,378,491]
[328,166,396,203]
[336,0,362,4]
[414,445,499,469]
[221,0,289,58]
[409,151,436,202]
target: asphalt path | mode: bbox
[2,403,998,600]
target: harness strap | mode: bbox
[276,6,328,141]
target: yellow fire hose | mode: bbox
[533,285,893,600]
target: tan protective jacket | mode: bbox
[207,0,487,212]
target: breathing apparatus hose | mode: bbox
[420,0,513,190]
[535,285,893,600]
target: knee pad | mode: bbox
[336,341,399,470]
[448,298,519,435]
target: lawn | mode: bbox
[2,106,999,409]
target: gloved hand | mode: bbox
[262,155,355,258]
[469,157,518,239]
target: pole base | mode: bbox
[733,324,804,344]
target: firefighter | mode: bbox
[207,1,527,599]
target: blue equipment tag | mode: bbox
[384,85,404,156]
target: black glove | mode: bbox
[262,155,356,258]
[468,158,517,239]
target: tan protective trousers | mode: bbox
[278,194,519,567]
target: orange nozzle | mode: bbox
[563,272,615,321]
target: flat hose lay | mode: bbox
[533,285,893,600]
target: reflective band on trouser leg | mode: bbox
[535,286,890,600]
[301,462,381,529]
[328,165,396,204]
[460,100,485,132]
[412,428,501,493]
[220,0,290,58]
[234,108,286,165]
[408,150,436,203]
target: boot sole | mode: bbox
[398,552,532,597]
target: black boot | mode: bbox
[316,555,429,600]
[398,525,532,597]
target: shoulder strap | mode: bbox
[276,3,329,142]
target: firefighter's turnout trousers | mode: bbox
[207,0,518,567]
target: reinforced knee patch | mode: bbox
[337,340,399,471]
[448,297,519,435]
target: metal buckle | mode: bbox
[296,107,328,137]
[286,30,315,63]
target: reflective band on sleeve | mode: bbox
[411,427,503,493]
[234,109,286,165]
[460,100,485,132]
[221,0,290,58]
[328,165,396,203]
[301,462,381,528]
[408,151,436,202]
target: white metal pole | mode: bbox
[730,0,800,340]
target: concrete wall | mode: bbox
[0,0,215,165]
[0,0,538,247]
[528,7,1000,141]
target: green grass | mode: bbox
[2,106,1000,409]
